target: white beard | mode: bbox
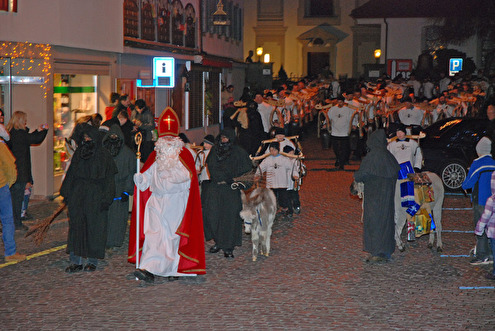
[155,136,184,173]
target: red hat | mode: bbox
[158,107,180,137]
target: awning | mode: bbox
[201,58,232,68]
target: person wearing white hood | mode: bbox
[463,125,495,265]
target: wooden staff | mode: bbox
[348,110,360,136]
[250,151,305,161]
[317,110,331,138]
[261,135,300,144]
[387,131,426,143]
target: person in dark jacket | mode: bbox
[131,99,155,162]
[101,109,135,151]
[60,124,117,273]
[102,125,136,249]
[354,129,400,263]
[6,111,48,231]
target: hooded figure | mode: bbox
[60,123,117,272]
[354,129,400,262]
[102,125,136,249]
[238,100,265,155]
[202,128,253,258]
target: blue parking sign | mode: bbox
[449,58,463,76]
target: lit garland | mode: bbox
[0,41,52,98]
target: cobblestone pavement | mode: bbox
[1,130,494,330]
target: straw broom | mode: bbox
[25,203,66,245]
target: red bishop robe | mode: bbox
[127,148,206,275]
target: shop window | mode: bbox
[0,0,17,12]
[53,74,97,174]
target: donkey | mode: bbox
[351,171,445,252]
[240,187,277,261]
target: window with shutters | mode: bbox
[206,71,220,125]
[188,70,204,129]
[188,69,221,129]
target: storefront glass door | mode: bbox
[53,73,97,175]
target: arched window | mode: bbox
[185,4,196,48]
[157,0,172,43]
[172,0,184,46]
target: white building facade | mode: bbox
[0,0,244,197]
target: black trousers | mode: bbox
[272,188,289,209]
[10,182,25,227]
[331,135,350,165]
[287,190,300,213]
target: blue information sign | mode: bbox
[137,57,175,88]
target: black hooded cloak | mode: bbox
[354,129,399,258]
[238,101,265,155]
[202,128,253,250]
[102,125,136,248]
[60,124,117,259]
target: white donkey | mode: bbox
[394,172,445,252]
[240,187,277,261]
[352,171,445,252]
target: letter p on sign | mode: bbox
[449,58,463,76]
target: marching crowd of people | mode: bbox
[1,66,494,283]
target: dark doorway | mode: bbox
[308,52,329,77]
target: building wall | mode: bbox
[386,18,480,68]
[0,0,123,52]
[201,0,243,61]
[244,0,358,79]
[356,17,481,70]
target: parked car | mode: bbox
[421,118,489,191]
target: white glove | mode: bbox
[134,173,144,185]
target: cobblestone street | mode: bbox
[1,131,494,330]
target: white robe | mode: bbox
[135,161,193,277]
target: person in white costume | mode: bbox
[131,107,205,283]
[387,124,423,170]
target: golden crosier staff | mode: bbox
[134,131,142,271]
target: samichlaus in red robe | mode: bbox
[128,107,205,278]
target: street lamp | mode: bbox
[374,49,381,64]
[263,53,270,63]
[213,0,230,26]
[256,47,263,62]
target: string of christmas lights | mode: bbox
[0,41,52,98]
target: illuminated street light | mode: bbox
[256,47,263,62]
[263,53,270,63]
[374,49,381,64]
[213,0,230,26]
